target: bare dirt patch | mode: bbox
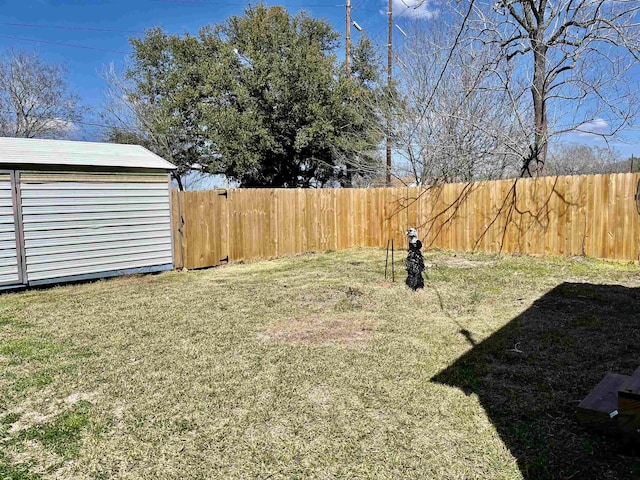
[7,410,56,435]
[308,385,332,406]
[296,286,375,313]
[64,391,98,405]
[262,316,376,347]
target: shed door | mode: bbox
[0,171,24,286]
[20,171,173,284]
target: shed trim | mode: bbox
[12,171,26,285]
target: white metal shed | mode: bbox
[0,137,176,289]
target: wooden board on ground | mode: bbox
[576,373,627,428]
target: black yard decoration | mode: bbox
[405,228,425,290]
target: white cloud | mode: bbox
[383,0,439,19]
[575,118,610,137]
[0,116,77,137]
[44,118,77,133]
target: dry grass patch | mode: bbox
[0,247,639,479]
[425,257,498,269]
[262,315,376,347]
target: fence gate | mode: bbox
[173,189,229,270]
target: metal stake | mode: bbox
[385,239,390,280]
[391,238,395,282]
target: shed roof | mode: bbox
[0,137,176,171]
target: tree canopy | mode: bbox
[108,5,383,189]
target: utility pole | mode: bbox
[345,0,352,76]
[386,0,393,186]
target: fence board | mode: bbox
[172,173,640,269]
[596,175,607,259]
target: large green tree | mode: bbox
[108,5,382,188]
[103,31,212,190]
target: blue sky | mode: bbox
[1,0,639,159]
[0,0,393,125]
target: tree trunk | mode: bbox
[529,35,548,176]
[173,173,185,191]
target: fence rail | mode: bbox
[171,173,640,269]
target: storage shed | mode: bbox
[0,137,176,289]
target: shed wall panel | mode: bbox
[0,231,17,241]
[22,210,169,226]
[20,173,169,183]
[23,223,171,240]
[21,196,169,207]
[27,242,172,265]
[25,230,169,249]
[0,273,20,284]
[23,219,170,234]
[20,173,173,283]
[28,237,172,258]
[0,179,21,285]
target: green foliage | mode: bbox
[0,315,24,327]
[120,5,383,187]
[1,412,21,426]
[0,337,65,365]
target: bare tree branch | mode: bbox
[0,49,84,139]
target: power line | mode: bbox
[369,26,388,44]
[404,0,477,143]
[349,6,383,13]
[0,110,125,131]
[0,22,144,35]
[152,0,247,4]
[386,0,392,186]
[152,0,344,7]
[0,35,129,54]
[345,0,352,76]
[352,0,366,10]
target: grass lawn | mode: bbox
[1,248,640,479]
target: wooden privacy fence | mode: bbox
[171,172,640,269]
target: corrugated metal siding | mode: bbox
[21,173,173,282]
[0,174,21,285]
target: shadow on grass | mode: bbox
[432,283,640,480]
